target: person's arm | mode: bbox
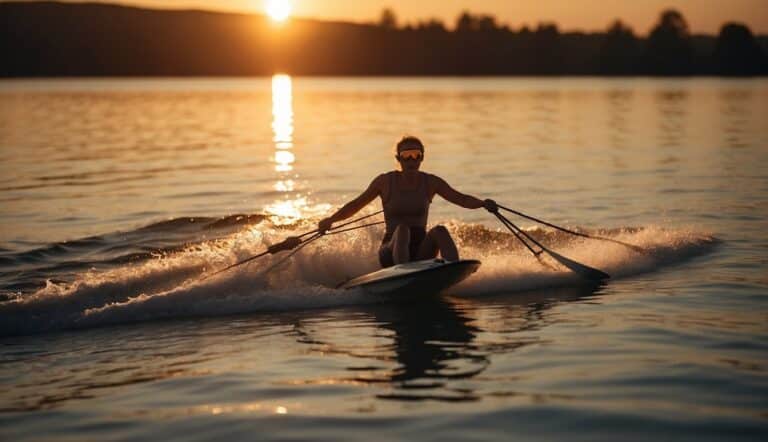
[431,175,497,212]
[318,175,383,232]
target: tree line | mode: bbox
[372,8,767,76]
[1,2,766,76]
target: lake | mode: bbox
[0,77,766,440]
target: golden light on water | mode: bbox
[267,197,308,220]
[265,0,291,22]
[267,73,304,222]
[193,402,301,416]
[266,74,332,223]
[274,150,295,172]
[273,179,295,192]
[271,74,294,153]
[271,73,294,175]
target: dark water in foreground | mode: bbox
[0,77,767,440]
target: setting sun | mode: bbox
[265,0,291,22]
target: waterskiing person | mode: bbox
[318,136,497,267]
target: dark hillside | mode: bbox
[2,2,766,76]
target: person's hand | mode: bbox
[483,199,498,213]
[268,236,301,254]
[318,217,334,234]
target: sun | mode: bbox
[265,0,291,22]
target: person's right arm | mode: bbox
[318,175,384,232]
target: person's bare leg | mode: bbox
[415,231,439,260]
[392,224,411,264]
[417,225,458,261]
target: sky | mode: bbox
[15,0,768,34]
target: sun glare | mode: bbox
[265,0,291,22]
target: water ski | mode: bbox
[338,259,481,297]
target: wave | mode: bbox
[0,214,717,337]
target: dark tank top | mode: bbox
[381,171,432,243]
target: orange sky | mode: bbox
[22,0,768,34]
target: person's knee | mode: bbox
[394,224,411,239]
[427,225,458,261]
[430,225,450,237]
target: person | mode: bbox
[318,136,497,267]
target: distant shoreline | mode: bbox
[3,1,767,77]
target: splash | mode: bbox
[0,216,716,337]
[449,223,716,296]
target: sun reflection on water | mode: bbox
[274,150,295,172]
[265,74,332,223]
[271,74,294,161]
[273,179,295,192]
[266,74,307,223]
[267,197,309,220]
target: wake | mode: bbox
[0,217,717,337]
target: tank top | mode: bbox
[381,171,431,242]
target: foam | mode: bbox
[0,221,716,337]
[452,225,716,296]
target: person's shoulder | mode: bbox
[372,171,395,186]
[422,172,447,196]
[423,172,446,185]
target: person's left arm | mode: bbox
[430,175,497,211]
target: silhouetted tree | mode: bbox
[713,23,767,76]
[599,20,640,75]
[451,11,506,73]
[379,8,397,30]
[644,9,694,75]
[455,11,499,33]
[477,15,497,32]
[456,11,473,32]
[416,18,446,32]
[531,23,563,74]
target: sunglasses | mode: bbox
[398,149,423,161]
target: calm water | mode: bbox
[0,77,767,441]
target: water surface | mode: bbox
[0,77,766,440]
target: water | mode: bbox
[0,77,766,440]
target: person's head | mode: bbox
[394,136,424,171]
